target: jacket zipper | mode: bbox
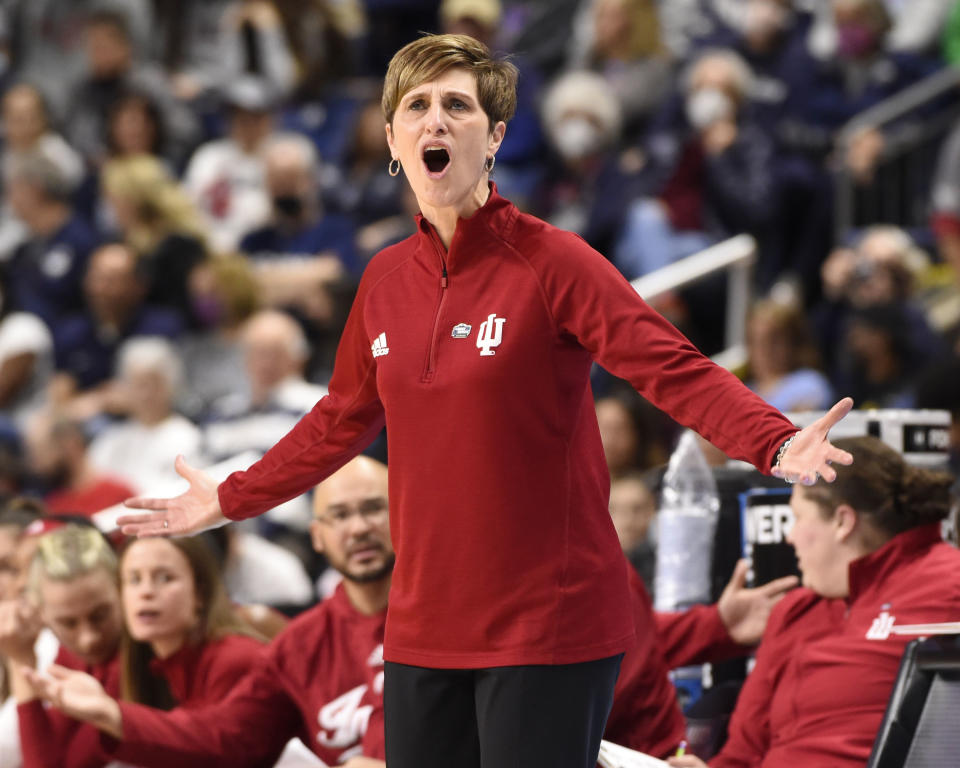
[421,242,448,383]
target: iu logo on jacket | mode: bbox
[476,314,506,356]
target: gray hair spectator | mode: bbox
[542,70,623,165]
[0,84,83,196]
[240,131,356,308]
[682,48,755,108]
[117,335,184,401]
[203,309,326,534]
[535,70,630,240]
[613,48,775,280]
[87,336,202,494]
[3,145,100,326]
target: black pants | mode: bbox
[384,654,623,768]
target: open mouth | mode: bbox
[423,146,450,175]
[136,609,162,621]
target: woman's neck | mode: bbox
[150,634,187,660]
[419,177,491,250]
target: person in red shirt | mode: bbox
[117,33,854,768]
[0,523,123,768]
[22,532,264,768]
[23,416,135,517]
[669,435,960,768]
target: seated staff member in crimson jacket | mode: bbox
[117,34,855,768]
[22,535,265,768]
[26,456,391,768]
[670,436,960,768]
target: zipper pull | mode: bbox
[441,265,448,289]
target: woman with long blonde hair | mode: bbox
[101,154,210,318]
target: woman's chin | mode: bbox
[414,180,485,214]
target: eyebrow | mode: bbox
[403,88,475,103]
[51,602,112,620]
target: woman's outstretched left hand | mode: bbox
[772,397,855,485]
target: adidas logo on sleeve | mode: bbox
[371,332,389,358]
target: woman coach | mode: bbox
[118,34,853,768]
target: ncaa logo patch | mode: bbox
[451,323,472,339]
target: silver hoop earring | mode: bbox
[484,156,496,173]
[388,158,401,177]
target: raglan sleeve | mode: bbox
[533,231,796,473]
[19,648,117,768]
[101,660,297,768]
[18,700,110,768]
[219,267,386,521]
[654,605,745,669]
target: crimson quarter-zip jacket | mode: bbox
[714,524,960,768]
[220,185,797,668]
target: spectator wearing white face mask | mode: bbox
[613,49,777,281]
[531,70,648,258]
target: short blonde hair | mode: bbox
[381,34,518,129]
[28,525,117,603]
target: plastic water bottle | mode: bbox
[654,430,722,710]
[654,429,720,612]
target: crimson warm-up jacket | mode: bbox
[100,584,386,768]
[714,524,960,768]
[219,185,798,669]
[18,648,120,768]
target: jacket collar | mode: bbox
[148,639,203,701]
[847,523,943,602]
[413,182,518,270]
[328,580,388,625]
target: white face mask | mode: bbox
[685,88,735,131]
[553,116,603,161]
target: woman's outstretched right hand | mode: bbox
[117,455,229,537]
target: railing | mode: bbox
[835,66,960,238]
[630,233,757,371]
